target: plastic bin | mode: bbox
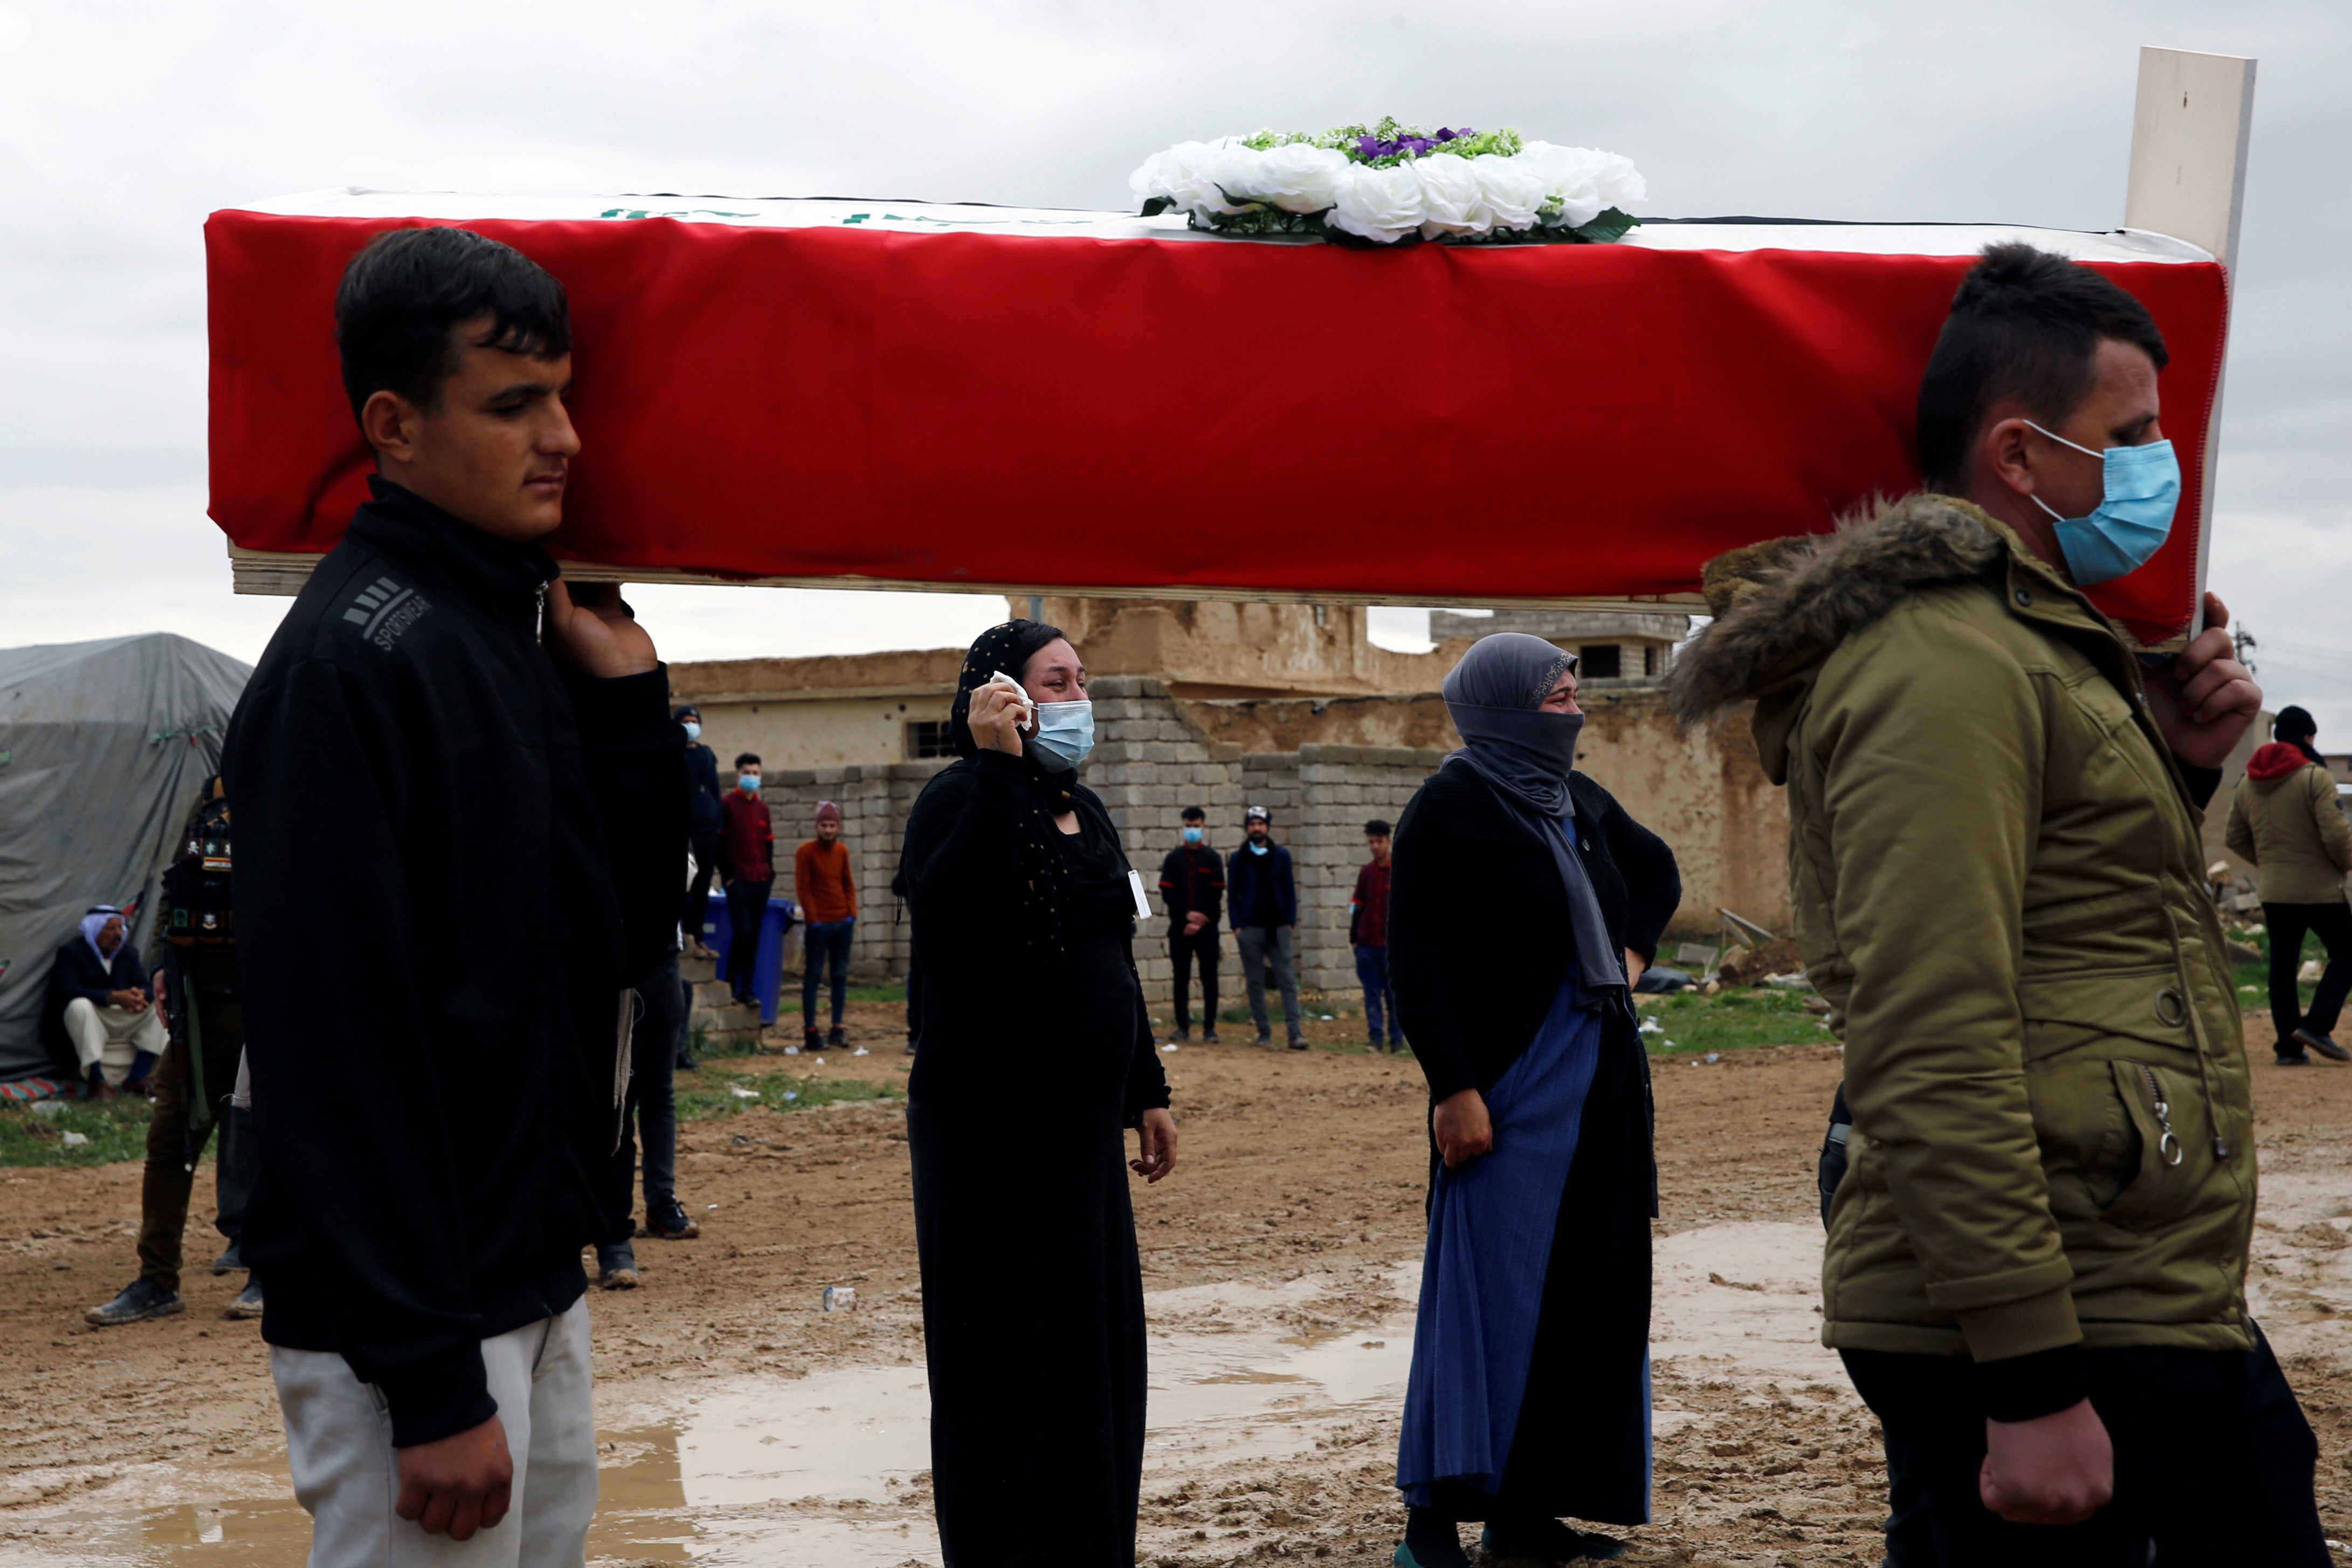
[699,895,798,1025]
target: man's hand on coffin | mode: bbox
[968,679,1028,757]
[545,580,658,679]
[1432,1088,1493,1168]
[2146,591,2260,770]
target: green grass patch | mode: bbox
[0,1096,157,1166]
[2227,921,2317,1013]
[675,1070,903,1123]
[1638,985,1831,1055]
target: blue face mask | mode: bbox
[737,773,761,793]
[1029,700,1095,773]
[2024,422,2181,587]
[1182,826,1203,844]
[684,721,702,742]
[1247,839,1269,855]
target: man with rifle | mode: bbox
[86,776,260,1326]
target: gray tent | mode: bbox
[0,634,251,1080]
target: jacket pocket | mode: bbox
[2098,1059,2190,1230]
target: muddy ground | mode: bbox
[0,997,2346,1566]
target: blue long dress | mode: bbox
[1396,976,1650,1521]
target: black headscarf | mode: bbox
[1440,633,1625,991]
[948,619,1083,952]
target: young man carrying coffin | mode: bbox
[225,227,685,1560]
[1673,244,2327,1564]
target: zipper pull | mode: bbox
[535,582,548,640]
[2141,1065,2184,1167]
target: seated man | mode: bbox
[43,906,163,1096]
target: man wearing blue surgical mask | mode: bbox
[1228,806,1303,1048]
[1675,244,2317,1565]
[677,705,725,963]
[1157,806,1225,1044]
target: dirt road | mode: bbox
[0,999,2345,1566]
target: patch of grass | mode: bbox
[2228,921,2315,1013]
[772,984,907,1011]
[0,1096,157,1166]
[1637,986,1830,1055]
[674,1070,903,1123]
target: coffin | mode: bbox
[206,190,2227,642]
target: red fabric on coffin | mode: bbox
[205,211,2227,640]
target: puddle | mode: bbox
[39,1227,1854,1566]
[43,1288,1417,1568]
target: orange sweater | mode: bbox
[794,839,858,923]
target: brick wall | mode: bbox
[736,681,1443,1020]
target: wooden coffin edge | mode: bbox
[224,541,1709,614]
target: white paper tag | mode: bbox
[1127,868,1153,921]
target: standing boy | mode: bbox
[1227,805,1303,1049]
[226,226,683,1557]
[720,755,775,1008]
[678,704,725,959]
[1158,805,1225,1043]
[795,801,858,1051]
[1350,819,1403,1051]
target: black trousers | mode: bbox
[687,832,722,948]
[724,878,771,998]
[1168,924,1219,1034]
[1841,1326,2328,1567]
[603,954,684,1244]
[2262,899,2352,1050]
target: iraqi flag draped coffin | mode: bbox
[205,190,2229,641]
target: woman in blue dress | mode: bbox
[1389,633,1681,1567]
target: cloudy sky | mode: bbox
[3,2,2345,719]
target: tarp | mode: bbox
[206,191,2232,643]
[0,634,251,1081]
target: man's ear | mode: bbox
[360,389,423,466]
[1979,415,2039,501]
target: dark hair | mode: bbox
[1181,806,1206,821]
[1364,819,1392,837]
[1915,243,2169,492]
[734,752,761,769]
[335,227,572,423]
[2275,706,2317,744]
[673,704,701,722]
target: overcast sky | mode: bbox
[3,2,2346,721]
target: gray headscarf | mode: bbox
[1441,634,1625,991]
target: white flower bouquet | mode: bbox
[1129,118,1645,247]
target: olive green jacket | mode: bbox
[2225,764,2352,904]
[1672,493,2254,1362]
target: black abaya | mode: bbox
[900,748,1170,1567]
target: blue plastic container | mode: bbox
[699,895,798,1025]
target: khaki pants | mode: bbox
[273,1302,597,1568]
[61,997,165,1084]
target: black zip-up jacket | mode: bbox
[224,479,684,1447]
[685,741,725,836]
[1156,843,1225,928]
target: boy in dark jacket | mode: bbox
[1157,805,1225,1043]
[677,704,726,958]
[224,227,684,1558]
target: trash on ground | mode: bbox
[730,1086,761,1099]
[824,1285,857,1311]
[1763,972,1814,990]
[61,1131,88,1146]
[27,1101,63,1120]
[1638,1016,1662,1035]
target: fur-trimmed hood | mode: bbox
[1668,493,2012,725]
